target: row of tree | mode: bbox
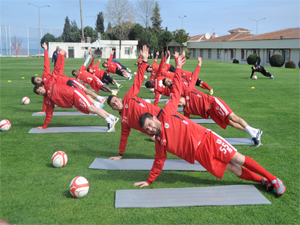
[41,0,189,57]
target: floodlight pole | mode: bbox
[28,2,50,57]
[249,17,266,35]
[179,15,186,30]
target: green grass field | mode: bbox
[0,56,299,224]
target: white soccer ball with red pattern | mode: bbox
[144,75,147,79]
[22,97,30,105]
[134,72,137,76]
[253,75,257,80]
[69,176,89,198]
[0,119,11,132]
[51,151,68,168]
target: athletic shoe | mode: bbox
[209,89,214,95]
[112,90,118,96]
[150,135,155,141]
[262,177,274,191]
[117,84,123,89]
[255,129,263,146]
[107,121,115,132]
[127,75,132,81]
[150,88,154,92]
[127,68,132,73]
[252,137,260,147]
[93,102,102,109]
[271,178,286,197]
[114,117,119,124]
[99,97,106,105]
[270,75,274,79]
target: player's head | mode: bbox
[145,81,153,88]
[107,95,123,111]
[71,70,79,77]
[146,65,152,72]
[87,68,93,73]
[163,78,173,88]
[31,76,43,85]
[33,83,46,96]
[139,113,161,136]
[178,97,186,107]
[102,62,107,68]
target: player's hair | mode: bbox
[71,70,77,76]
[102,63,107,68]
[31,76,37,85]
[146,65,152,72]
[145,81,153,88]
[139,113,153,128]
[162,78,167,86]
[33,83,44,95]
[87,68,92,73]
[107,95,115,107]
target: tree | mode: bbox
[62,16,71,42]
[70,30,81,42]
[70,20,79,33]
[151,1,162,34]
[136,0,155,29]
[172,29,189,52]
[96,12,105,34]
[158,30,173,50]
[11,35,23,48]
[105,0,135,57]
[40,33,56,46]
[128,23,145,49]
[84,26,98,42]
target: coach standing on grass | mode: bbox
[135,55,285,197]
[52,46,60,66]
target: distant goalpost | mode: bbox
[10,47,29,57]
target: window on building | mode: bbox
[192,49,196,58]
[125,47,130,55]
[200,49,203,58]
[282,49,290,62]
[217,49,221,59]
[267,49,274,62]
[230,49,235,59]
[241,49,247,60]
[208,49,211,59]
[253,49,260,54]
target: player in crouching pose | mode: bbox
[33,83,118,132]
[135,55,285,197]
[102,50,133,80]
[107,45,161,160]
[250,54,274,79]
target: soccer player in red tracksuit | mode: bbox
[71,53,104,93]
[31,43,106,112]
[87,56,122,91]
[106,45,161,160]
[102,51,132,80]
[178,63,263,147]
[135,55,285,197]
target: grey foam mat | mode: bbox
[191,119,215,124]
[28,126,112,133]
[115,185,271,208]
[31,111,95,116]
[142,98,168,102]
[89,158,206,171]
[224,138,261,146]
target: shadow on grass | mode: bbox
[62,190,74,198]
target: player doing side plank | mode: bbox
[135,56,285,197]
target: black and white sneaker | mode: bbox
[252,137,260,147]
[107,121,115,132]
[270,75,274,79]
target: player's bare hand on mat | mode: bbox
[134,181,149,188]
[109,156,122,160]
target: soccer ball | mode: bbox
[0,119,11,132]
[51,151,68,168]
[144,75,147,79]
[253,75,257,80]
[133,72,137,76]
[145,99,151,104]
[22,97,30,105]
[69,176,89,198]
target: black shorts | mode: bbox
[115,68,124,76]
[67,79,77,88]
[102,72,114,85]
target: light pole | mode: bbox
[249,17,266,35]
[28,2,50,57]
[178,15,186,30]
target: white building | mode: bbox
[169,27,300,67]
[48,39,138,59]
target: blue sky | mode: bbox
[0,0,299,41]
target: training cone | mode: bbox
[8,80,11,82]
[251,86,255,89]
